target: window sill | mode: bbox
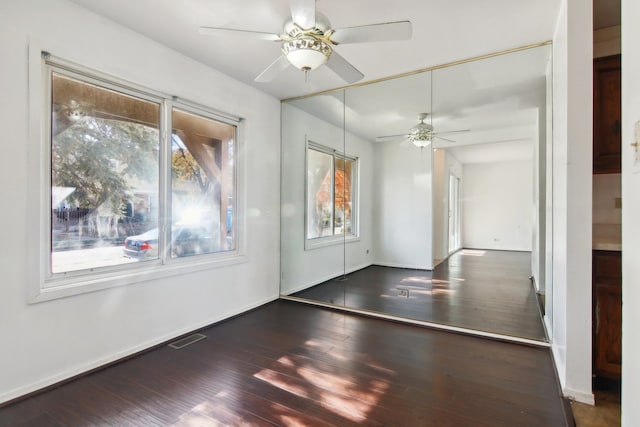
[30,253,248,304]
[305,235,360,251]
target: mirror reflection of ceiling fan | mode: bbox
[376,113,471,148]
[199,0,412,83]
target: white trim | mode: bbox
[282,296,551,347]
[31,255,249,303]
[0,295,278,405]
[550,334,594,405]
[373,261,433,271]
[305,234,360,250]
[563,387,595,406]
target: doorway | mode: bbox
[448,174,460,254]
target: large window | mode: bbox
[47,62,237,278]
[306,142,357,241]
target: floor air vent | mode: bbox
[168,333,207,349]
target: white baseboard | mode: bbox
[373,261,433,270]
[563,387,595,405]
[550,341,595,406]
[0,295,279,405]
[281,263,373,295]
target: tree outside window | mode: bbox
[49,71,236,274]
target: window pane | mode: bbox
[171,108,236,257]
[51,73,160,273]
[335,157,355,235]
[307,148,334,239]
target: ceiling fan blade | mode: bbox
[434,135,457,143]
[433,129,470,135]
[199,26,281,41]
[254,55,291,82]
[331,21,412,45]
[290,0,316,29]
[376,133,408,141]
[326,50,364,83]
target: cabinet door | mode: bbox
[594,282,622,378]
[593,250,622,380]
[593,55,621,174]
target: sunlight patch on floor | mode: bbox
[172,400,250,427]
[253,342,393,424]
[400,276,432,284]
[254,368,309,398]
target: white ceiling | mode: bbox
[69,0,561,100]
[68,0,617,165]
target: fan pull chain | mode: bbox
[304,69,311,92]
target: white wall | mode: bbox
[373,143,433,270]
[551,0,594,404]
[621,0,640,424]
[461,160,533,251]
[0,0,280,404]
[280,103,374,294]
[544,57,555,333]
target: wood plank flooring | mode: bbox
[0,300,568,426]
[293,249,547,341]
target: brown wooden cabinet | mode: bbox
[593,55,622,174]
[592,250,622,380]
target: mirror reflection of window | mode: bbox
[306,142,357,240]
[307,147,334,239]
[334,157,354,235]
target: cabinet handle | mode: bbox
[614,120,620,136]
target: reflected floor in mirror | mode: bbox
[292,249,547,341]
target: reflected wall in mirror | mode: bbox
[281,43,553,343]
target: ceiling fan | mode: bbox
[199,0,412,84]
[376,113,471,148]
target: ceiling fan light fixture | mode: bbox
[283,37,332,71]
[408,122,433,147]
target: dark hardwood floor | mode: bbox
[0,300,568,426]
[293,249,547,341]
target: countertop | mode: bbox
[593,223,622,251]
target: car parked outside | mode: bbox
[123,225,214,259]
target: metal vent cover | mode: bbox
[168,333,207,349]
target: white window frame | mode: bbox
[304,140,359,250]
[27,49,246,303]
